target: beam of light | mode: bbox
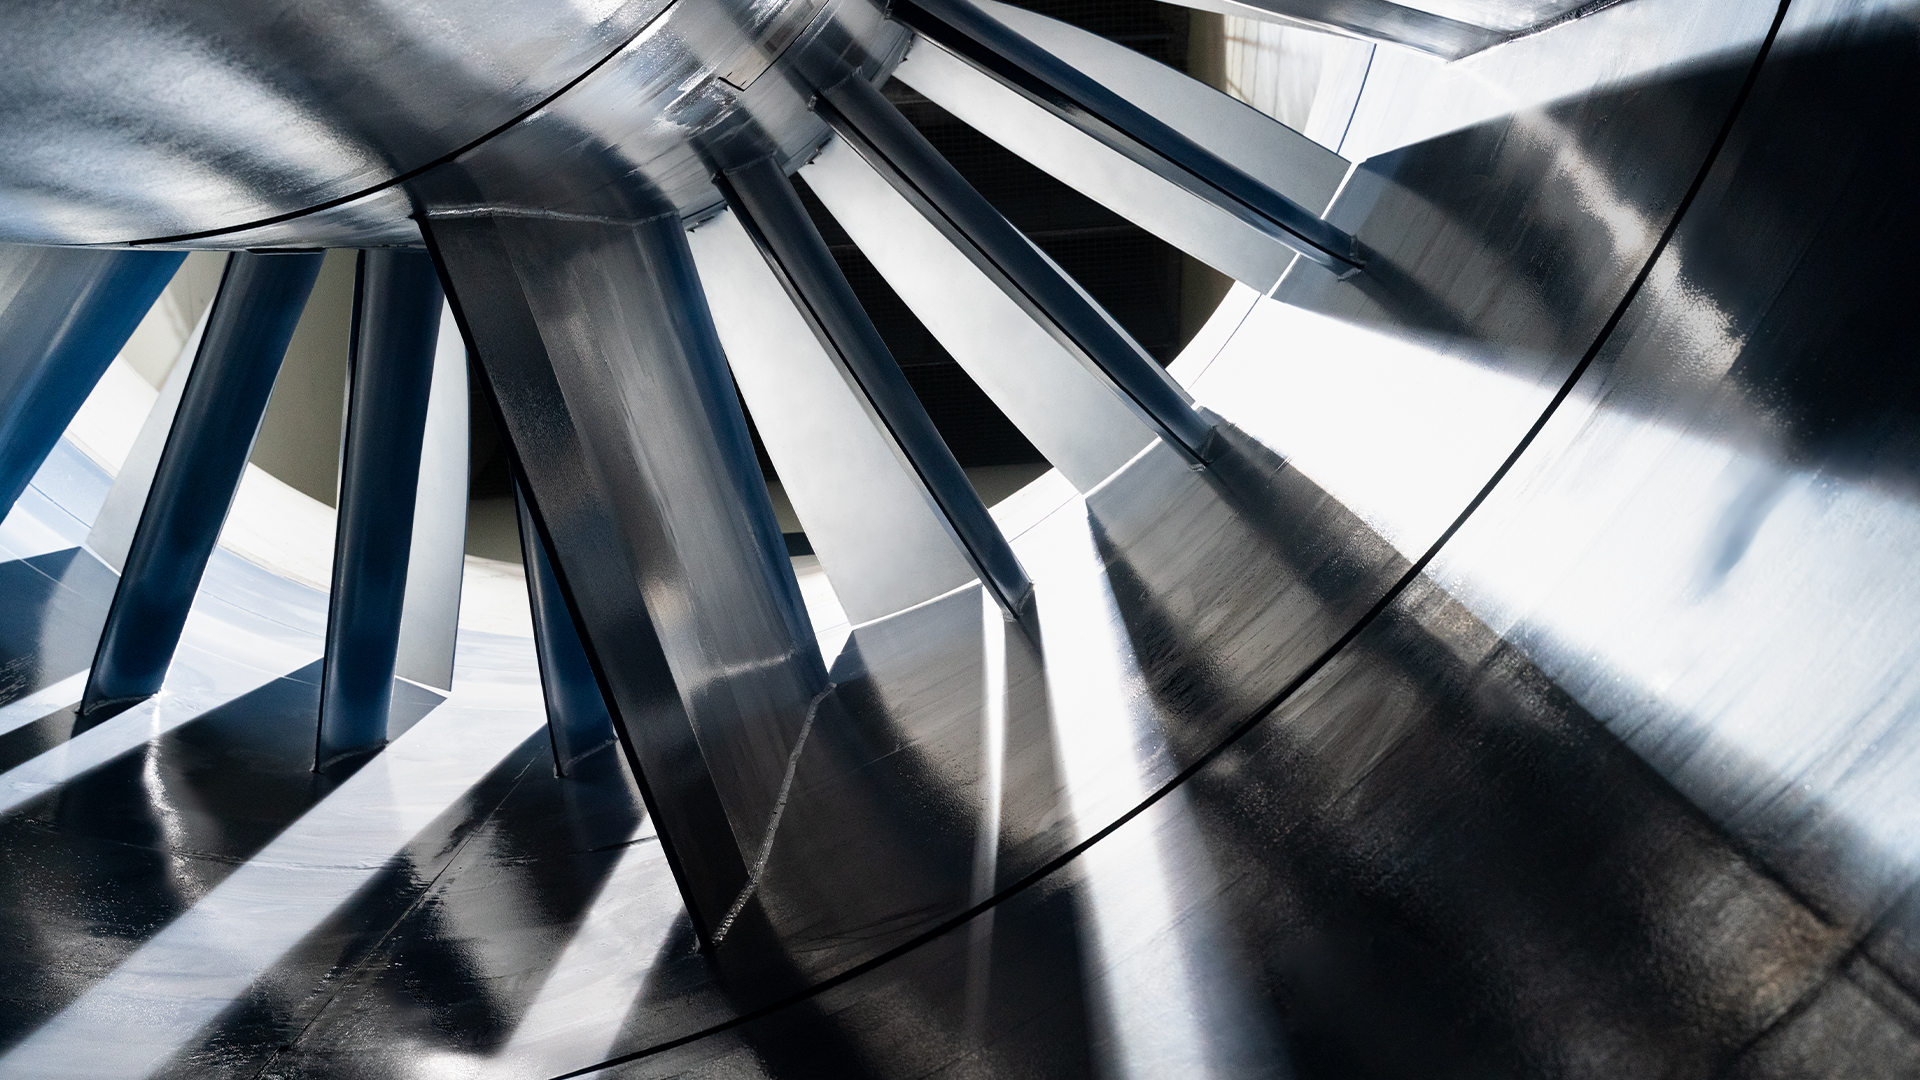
[1016,501,1290,1079]
[1432,392,1920,903]
[482,833,676,1077]
[0,614,316,818]
[1192,297,1554,553]
[0,649,546,1080]
[964,584,1009,1036]
[0,670,87,736]
[399,822,683,1080]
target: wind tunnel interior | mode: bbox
[0,0,1918,1077]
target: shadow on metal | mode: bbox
[8,0,1920,1076]
[0,660,442,1052]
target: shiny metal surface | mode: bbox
[689,205,980,624]
[392,0,892,227]
[1409,0,1920,1049]
[0,0,675,243]
[83,252,322,712]
[0,247,182,519]
[1157,0,1596,59]
[976,0,1349,202]
[818,74,1215,464]
[1163,0,1502,59]
[389,301,470,692]
[799,135,1154,492]
[720,156,1033,618]
[83,302,211,573]
[425,203,822,943]
[515,483,619,776]
[893,36,1314,291]
[0,454,541,1078]
[894,0,1363,273]
[0,0,907,246]
[6,0,1920,1075]
[1189,0,1786,560]
[605,5,1920,1071]
[317,250,443,769]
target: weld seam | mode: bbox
[707,684,832,948]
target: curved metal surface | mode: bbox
[0,0,905,246]
[0,0,1919,1076]
[0,0,677,243]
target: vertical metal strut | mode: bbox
[890,0,1364,275]
[0,247,184,518]
[818,76,1218,465]
[391,302,471,693]
[423,206,820,947]
[316,249,444,770]
[515,482,618,777]
[717,157,1034,619]
[84,251,323,714]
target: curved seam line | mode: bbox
[1335,44,1375,158]
[117,2,681,248]
[546,1,1791,1073]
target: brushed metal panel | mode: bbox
[801,136,1155,490]
[690,206,978,625]
[423,205,822,943]
[894,37,1305,291]
[390,301,470,692]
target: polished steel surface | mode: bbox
[0,0,676,243]
[388,301,470,692]
[720,156,1033,618]
[819,73,1217,464]
[799,134,1155,492]
[83,301,211,574]
[1161,0,1609,58]
[689,205,981,624]
[605,3,1920,1072]
[83,252,322,712]
[1159,0,1507,59]
[0,247,182,519]
[975,0,1350,205]
[1187,0,1787,561]
[425,203,822,943]
[515,483,620,776]
[0,0,906,246]
[1409,0,1920,1049]
[3,0,1920,1075]
[317,250,443,769]
[893,36,1313,291]
[894,0,1364,273]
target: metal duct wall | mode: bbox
[0,0,1914,1076]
